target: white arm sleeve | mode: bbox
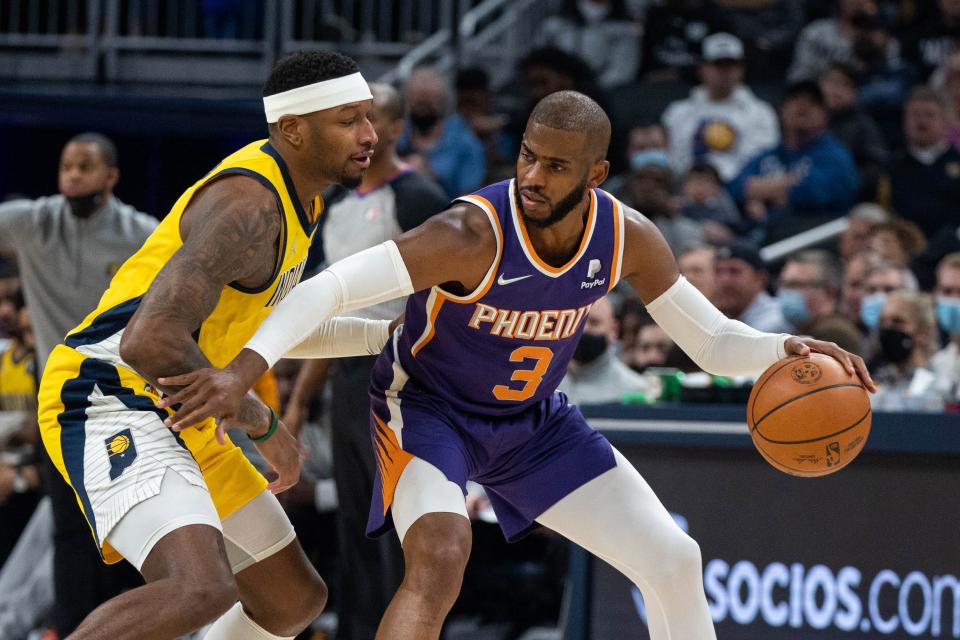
[284,317,391,359]
[246,240,413,367]
[645,276,790,376]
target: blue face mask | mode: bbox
[937,297,960,334]
[777,289,810,327]
[630,149,671,172]
[860,292,886,330]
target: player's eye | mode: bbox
[551,164,564,172]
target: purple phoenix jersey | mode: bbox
[397,178,625,415]
[367,178,625,541]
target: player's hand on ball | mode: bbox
[158,366,249,431]
[783,336,877,393]
[253,419,304,495]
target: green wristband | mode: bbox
[251,408,279,443]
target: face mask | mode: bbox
[878,327,914,364]
[410,111,441,134]
[630,149,671,172]
[777,289,810,327]
[572,332,608,364]
[860,292,886,330]
[66,191,104,218]
[936,297,960,334]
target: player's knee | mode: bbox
[404,519,471,596]
[653,531,703,585]
[181,574,240,624]
[254,572,327,636]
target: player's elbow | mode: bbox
[119,321,165,377]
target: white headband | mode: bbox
[263,72,372,124]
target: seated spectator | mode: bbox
[776,250,844,330]
[860,261,919,331]
[604,123,669,199]
[398,67,486,198]
[841,250,882,331]
[626,322,676,373]
[715,243,790,333]
[904,0,960,80]
[662,33,780,182]
[678,162,742,243]
[559,297,649,404]
[455,67,513,182]
[931,252,960,402]
[888,88,960,240]
[866,217,927,267]
[537,0,641,89]
[820,63,890,200]
[678,245,718,303]
[871,290,945,410]
[848,10,917,145]
[615,297,650,355]
[800,314,867,356]
[839,202,891,261]
[788,0,879,82]
[623,153,705,255]
[728,81,860,241]
[640,0,729,82]
[711,0,805,80]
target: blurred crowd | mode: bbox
[2,1,960,638]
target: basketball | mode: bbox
[747,353,871,477]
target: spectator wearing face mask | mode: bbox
[931,252,960,403]
[776,250,843,327]
[871,291,945,411]
[866,218,927,268]
[859,262,919,333]
[398,67,486,198]
[662,33,780,182]
[841,250,882,332]
[559,297,649,405]
[714,243,791,333]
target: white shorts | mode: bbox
[108,468,295,573]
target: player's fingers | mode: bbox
[155,383,202,409]
[166,402,215,432]
[214,422,227,446]
[157,371,200,387]
[851,355,877,393]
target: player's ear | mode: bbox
[587,159,609,189]
[276,115,306,148]
[105,167,120,192]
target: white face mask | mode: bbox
[578,0,611,23]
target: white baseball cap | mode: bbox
[702,33,744,62]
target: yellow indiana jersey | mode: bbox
[64,139,321,366]
[0,343,37,413]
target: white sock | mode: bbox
[203,603,295,640]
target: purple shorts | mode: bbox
[366,349,616,542]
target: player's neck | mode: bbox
[525,196,591,267]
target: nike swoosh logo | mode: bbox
[497,274,533,286]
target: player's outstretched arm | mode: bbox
[619,207,875,391]
[120,176,302,491]
[158,202,497,429]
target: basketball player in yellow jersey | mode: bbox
[36,50,380,640]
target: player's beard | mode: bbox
[339,165,363,189]
[518,180,588,229]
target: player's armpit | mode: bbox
[120,176,281,396]
[617,206,682,304]
[393,201,499,296]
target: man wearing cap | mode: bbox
[715,243,791,333]
[662,32,779,182]
[34,50,385,640]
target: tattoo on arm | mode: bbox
[119,178,281,431]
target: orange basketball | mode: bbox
[747,353,871,477]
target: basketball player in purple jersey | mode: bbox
[159,91,875,639]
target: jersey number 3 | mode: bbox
[492,346,554,402]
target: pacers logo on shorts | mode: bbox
[105,429,138,481]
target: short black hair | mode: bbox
[688,162,722,184]
[262,50,360,97]
[783,80,825,108]
[369,82,405,121]
[519,47,593,83]
[529,90,611,161]
[67,132,118,168]
[456,67,489,92]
